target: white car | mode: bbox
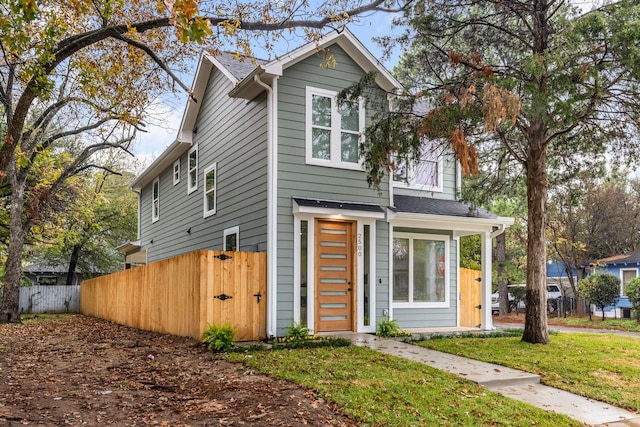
[491,284,562,314]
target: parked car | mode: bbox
[491,284,562,315]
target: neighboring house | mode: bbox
[546,259,578,297]
[585,251,639,318]
[23,262,83,286]
[119,29,514,336]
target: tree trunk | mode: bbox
[522,132,549,344]
[0,167,27,324]
[66,244,82,286]
[496,232,509,315]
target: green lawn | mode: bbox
[550,316,640,332]
[228,346,581,426]
[418,333,640,412]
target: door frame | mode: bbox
[293,212,378,334]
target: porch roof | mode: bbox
[390,195,497,219]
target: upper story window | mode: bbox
[188,145,198,194]
[173,159,180,185]
[203,163,217,218]
[393,140,443,192]
[305,86,364,170]
[152,177,160,223]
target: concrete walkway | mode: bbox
[337,333,640,426]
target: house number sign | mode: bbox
[357,232,362,257]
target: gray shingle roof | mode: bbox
[390,195,498,219]
[213,52,267,81]
[293,197,384,213]
[597,250,640,265]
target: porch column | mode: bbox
[481,231,493,330]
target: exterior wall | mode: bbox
[139,68,269,262]
[275,45,391,334]
[391,227,458,328]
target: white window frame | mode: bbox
[223,226,239,251]
[173,159,180,185]
[151,176,160,223]
[620,268,637,296]
[305,86,364,170]
[392,232,450,308]
[393,142,443,192]
[187,144,198,194]
[203,163,217,218]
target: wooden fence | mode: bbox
[18,285,80,314]
[459,267,482,328]
[80,250,267,342]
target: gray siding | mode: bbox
[391,228,458,328]
[139,68,268,262]
[275,45,391,333]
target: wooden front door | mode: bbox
[315,220,354,332]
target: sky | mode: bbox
[131,1,596,168]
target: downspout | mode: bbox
[490,223,506,239]
[254,74,277,339]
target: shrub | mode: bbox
[285,322,310,341]
[202,323,235,352]
[578,274,620,321]
[626,277,640,322]
[376,318,412,337]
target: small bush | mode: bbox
[285,322,310,341]
[579,274,620,321]
[626,277,640,322]
[202,323,235,352]
[376,318,412,337]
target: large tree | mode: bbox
[0,0,409,323]
[344,0,640,343]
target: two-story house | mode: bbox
[119,29,513,337]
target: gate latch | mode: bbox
[214,293,233,301]
[475,304,482,309]
[253,292,262,303]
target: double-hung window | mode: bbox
[306,87,363,169]
[188,145,198,194]
[393,140,443,192]
[393,233,449,307]
[223,226,239,251]
[152,177,160,223]
[203,163,216,218]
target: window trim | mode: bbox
[152,176,160,223]
[392,232,450,308]
[393,146,444,192]
[223,226,239,251]
[203,162,217,218]
[173,159,180,185]
[187,144,198,194]
[620,268,637,296]
[305,86,364,170]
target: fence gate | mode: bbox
[459,268,482,328]
[205,252,267,341]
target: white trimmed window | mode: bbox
[223,226,239,251]
[621,269,637,296]
[152,177,160,223]
[203,163,216,218]
[173,159,180,185]
[392,233,449,308]
[393,140,443,192]
[305,86,364,170]
[188,145,198,194]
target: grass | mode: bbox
[20,313,76,323]
[228,346,581,426]
[417,333,640,412]
[550,316,640,332]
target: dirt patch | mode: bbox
[0,315,355,426]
